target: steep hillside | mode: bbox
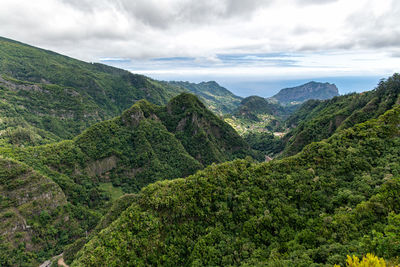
[166,81,243,114]
[271,81,339,105]
[0,93,251,206]
[235,96,291,119]
[281,74,400,156]
[224,96,297,141]
[0,37,185,145]
[72,101,400,266]
[0,157,98,266]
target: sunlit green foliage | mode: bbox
[225,96,297,136]
[340,254,387,267]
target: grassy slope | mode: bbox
[72,101,400,266]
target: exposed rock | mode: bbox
[85,155,118,177]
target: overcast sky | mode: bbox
[1,0,399,96]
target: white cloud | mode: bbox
[0,0,399,80]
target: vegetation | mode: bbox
[72,97,400,266]
[63,194,138,265]
[281,74,400,156]
[243,132,284,158]
[0,157,99,266]
[0,93,251,203]
[0,37,191,146]
[340,254,388,267]
[2,36,400,266]
[0,37,252,147]
[224,95,297,137]
[0,92,252,265]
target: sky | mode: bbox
[1,0,399,97]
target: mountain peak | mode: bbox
[167,93,206,113]
[121,100,156,127]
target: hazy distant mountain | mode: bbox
[271,81,339,105]
[166,81,242,114]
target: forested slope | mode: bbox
[0,157,99,266]
[72,101,400,266]
[0,37,186,145]
[281,74,400,156]
[0,93,252,265]
[0,93,250,205]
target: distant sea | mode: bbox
[143,73,384,98]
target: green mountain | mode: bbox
[281,74,400,156]
[234,95,297,120]
[71,92,400,266]
[0,36,186,146]
[166,81,243,114]
[271,81,339,105]
[0,93,250,202]
[0,93,252,265]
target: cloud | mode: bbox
[59,0,271,29]
[0,0,398,81]
[295,0,338,5]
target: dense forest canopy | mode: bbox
[72,84,400,266]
